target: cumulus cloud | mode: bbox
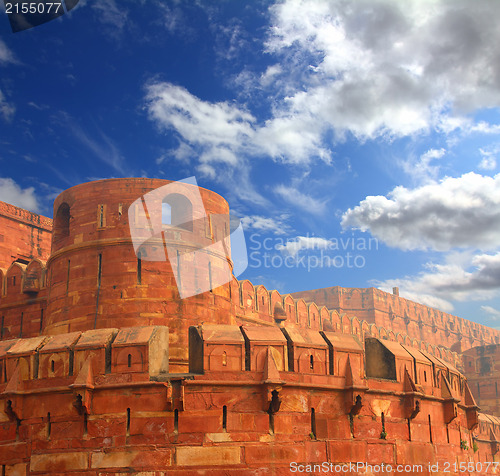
[146,0,500,184]
[0,178,39,212]
[262,0,500,143]
[145,82,255,163]
[342,172,500,251]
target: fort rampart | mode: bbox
[0,178,499,474]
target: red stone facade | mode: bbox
[0,201,52,269]
[0,178,499,474]
[292,286,500,353]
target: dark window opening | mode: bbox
[222,405,227,431]
[127,354,132,368]
[98,204,105,228]
[126,408,130,436]
[66,260,70,294]
[97,253,102,286]
[311,408,316,439]
[137,251,142,285]
[174,409,179,434]
[428,414,433,443]
[47,412,51,439]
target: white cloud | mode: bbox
[276,236,334,257]
[275,184,327,215]
[0,90,15,122]
[262,0,500,142]
[92,0,128,34]
[145,82,255,160]
[241,214,291,235]
[478,146,498,171]
[375,251,500,312]
[481,305,500,320]
[0,178,39,212]
[0,39,16,65]
[401,148,446,183]
[148,1,500,174]
[342,172,500,251]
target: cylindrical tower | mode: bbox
[45,178,234,371]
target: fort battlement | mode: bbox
[1,178,500,474]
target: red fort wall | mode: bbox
[0,201,51,270]
[291,286,500,353]
[0,178,499,474]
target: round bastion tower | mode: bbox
[44,178,234,371]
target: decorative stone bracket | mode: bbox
[69,358,94,415]
[441,374,459,424]
[261,347,284,413]
[267,388,282,415]
[1,364,24,421]
[464,382,479,431]
[344,355,367,415]
[403,369,422,420]
[166,379,184,411]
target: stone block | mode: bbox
[176,446,241,466]
[30,451,89,472]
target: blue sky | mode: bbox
[2,0,500,327]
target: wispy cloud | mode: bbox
[0,90,15,122]
[400,148,446,183]
[0,39,17,65]
[241,214,291,235]
[92,0,128,37]
[57,113,127,175]
[481,305,500,320]
[275,184,327,215]
[374,251,500,313]
[478,145,499,171]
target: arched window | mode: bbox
[54,203,70,242]
[162,202,171,225]
[162,194,193,231]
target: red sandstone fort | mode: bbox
[0,177,500,475]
